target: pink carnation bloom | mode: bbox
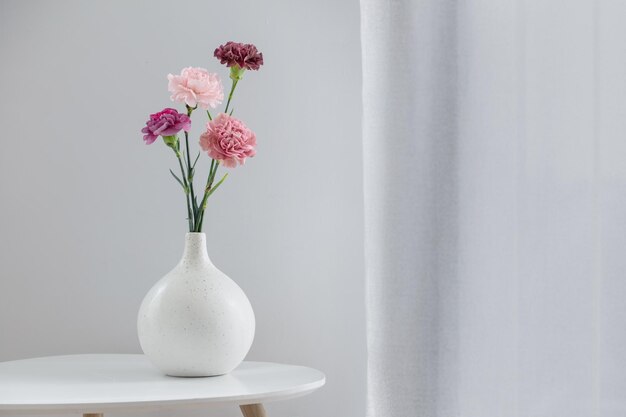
[141,108,191,145]
[167,67,224,109]
[199,113,256,168]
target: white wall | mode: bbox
[0,1,365,417]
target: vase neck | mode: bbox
[181,233,211,266]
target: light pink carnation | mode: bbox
[199,113,256,168]
[167,67,224,109]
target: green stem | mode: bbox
[174,150,193,231]
[196,163,216,231]
[184,105,197,228]
[195,160,225,232]
[198,172,228,232]
[193,160,214,231]
[224,79,238,115]
[184,131,197,217]
[198,172,227,232]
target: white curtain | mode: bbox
[361,0,626,416]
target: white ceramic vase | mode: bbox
[137,233,255,377]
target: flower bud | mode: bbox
[162,135,179,150]
[229,65,246,81]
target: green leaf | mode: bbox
[206,173,228,199]
[169,169,186,191]
[189,152,201,181]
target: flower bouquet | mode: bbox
[137,42,263,377]
[141,41,263,231]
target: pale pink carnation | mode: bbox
[167,67,224,109]
[199,113,256,168]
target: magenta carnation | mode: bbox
[214,42,264,71]
[141,108,191,145]
[199,113,256,168]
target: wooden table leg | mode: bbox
[240,404,267,417]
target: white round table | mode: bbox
[0,354,325,417]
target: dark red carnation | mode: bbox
[214,42,264,71]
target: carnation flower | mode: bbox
[214,42,264,71]
[199,113,256,168]
[167,67,224,109]
[141,108,191,145]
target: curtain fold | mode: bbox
[361,1,626,416]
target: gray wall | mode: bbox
[0,1,365,417]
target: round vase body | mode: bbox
[137,233,255,377]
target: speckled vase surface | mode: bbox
[137,233,255,377]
